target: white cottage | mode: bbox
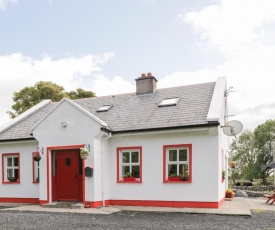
[0,74,229,208]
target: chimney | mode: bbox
[135,72,158,95]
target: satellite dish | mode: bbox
[222,120,243,136]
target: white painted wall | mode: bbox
[85,138,101,202]
[32,100,103,202]
[217,94,230,200]
[106,130,220,202]
[101,137,111,203]
[0,141,39,198]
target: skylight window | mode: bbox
[159,98,179,107]
[97,105,112,112]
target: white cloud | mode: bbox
[172,0,275,131]
[157,44,275,131]
[0,0,18,10]
[90,74,135,96]
[0,52,114,126]
[183,0,275,56]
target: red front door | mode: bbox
[52,149,83,201]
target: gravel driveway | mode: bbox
[0,210,274,230]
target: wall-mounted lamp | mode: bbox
[84,144,90,152]
[36,147,44,155]
[61,121,67,127]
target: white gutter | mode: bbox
[0,139,38,145]
[112,127,210,137]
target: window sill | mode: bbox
[3,181,20,184]
[164,180,191,183]
[123,177,137,182]
[117,180,142,184]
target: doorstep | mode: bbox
[42,202,84,209]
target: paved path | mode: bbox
[0,197,274,216]
[246,197,275,211]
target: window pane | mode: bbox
[34,162,39,182]
[122,152,130,163]
[78,152,83,175]
[53,151,57,176]
[122,166,130,177]
[168,164,177,176]
[169,150,177,161]
[179,149,187,161]
[14,169,19,178]
[131,152,139,163]
[7,158,12,167]
[179,164,189,175]
[14,157,18,166]
[7,169,13,177]
[132,166,140,178]
[66,158,71,166]
[159,98,179,106]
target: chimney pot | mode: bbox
[147,72,152,77]
[141,73,146,78]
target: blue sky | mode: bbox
[1,0,275,131]
[1,0,220,75]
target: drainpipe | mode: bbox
[101,132,112,207]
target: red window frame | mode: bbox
[116,146,142,183]
[163,144,192,183]
[2,153,20,184]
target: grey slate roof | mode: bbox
[0,81,216,141]
[0,103,58,141]
[75,82,216,132]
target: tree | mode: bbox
[7,81,96,118]
[229,120,275,185]
[254,120,275,184]
[229,130,258,182]
[66,88,95,100]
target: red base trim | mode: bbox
[0,198,39,204]
[108,200,218,208]
[39,200,48,206]
[0,198,225,209]
[218,197,225,208]
[106,198,225,209]
[77,198,225,209]
[84,201,104,208]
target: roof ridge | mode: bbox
[157,81,216,91]
[73,81,216,102]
